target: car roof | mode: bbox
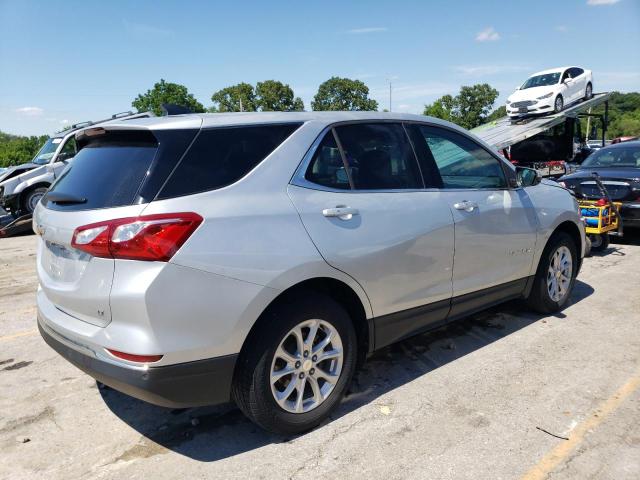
[602,140,640,149]
[530,66,574,76]
[99,111,457,131]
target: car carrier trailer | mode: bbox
[472,92,611,177]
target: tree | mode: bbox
[0,131,48,168]
[210,83,257,112]
[311,77,378,111]
[423,83,499,129]
[423,94,456,123]
[255,80,304,111]
[580,91,640,139]
[487,106,507,123]
[132,79,205,116]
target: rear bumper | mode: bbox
[38,316,237,408]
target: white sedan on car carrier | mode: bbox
[506,67,593,119]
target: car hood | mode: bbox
[0,163,38,184]
[508,86,557,102]
[560,167,640,182]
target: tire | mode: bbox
[21,187,48,214]
[590,233,609,252]
[554,95,564,113]
[584,82,593,100]
[232,291,357,435]
[526,231,577,314]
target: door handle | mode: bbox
[322,206,359,220]
[453,200,478,212]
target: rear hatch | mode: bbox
[34,127,198,327]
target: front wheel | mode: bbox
[232,292,357,435]
[526,232,577,314]
[554,95,564,113]
[21,187,48,214]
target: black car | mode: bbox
[559,141,640,228]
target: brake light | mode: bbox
[596,198,607,206]
[106,349,163,363]
[71,212,202,261]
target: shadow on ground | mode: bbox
[100,280,595,462]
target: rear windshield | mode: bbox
[44,131,158,211]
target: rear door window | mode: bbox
[333,123,423,190]
[44,130,159,211]
[305,131,351,190]
[158,123,301,199]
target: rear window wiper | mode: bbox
[45,192,87,205]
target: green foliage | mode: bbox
[255,80,304,111]
[210,83,257,112]
[424,84,499,129]
[487,106,506,123]
[132,79,205,116]
[311,77,378,111]
[0,131,48,168]
[581,92,640,139]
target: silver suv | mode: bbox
[34,112,585,434]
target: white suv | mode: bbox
[34,112,585,434]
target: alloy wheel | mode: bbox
[546,246,573,302]
[270,319,344,414]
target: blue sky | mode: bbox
[1,0,639,135]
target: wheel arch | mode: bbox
[18,182,51,212]
[552,220,583,260]
[236,277,372,375]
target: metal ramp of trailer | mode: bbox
[472,92,611,150]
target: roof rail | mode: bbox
[70,120,93,129]
[111,110,134,119]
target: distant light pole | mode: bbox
[388,79,392,112]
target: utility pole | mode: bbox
[389,80,392,112]
[239,97,244,112]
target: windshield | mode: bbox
[32,138,61,165]
[581,146,640,168]
[521,73,561,89]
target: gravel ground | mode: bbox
[0,233,639,480]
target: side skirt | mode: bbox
[372,277,533,351]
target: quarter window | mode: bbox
[159,123,301,199]
[333,123,423,190]
[416,126,507,189]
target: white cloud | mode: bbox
[587,0,620,5]
[555,25,568,32]
[454,65,531,76]
[346,27,388,34]
[15,106,44,117]
[476,27,500,42]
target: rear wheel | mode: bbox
[554,95,564,113]
[526,232,577,314]
[584,82,593,100]
[232,292,357,435]
[21,187,48,214]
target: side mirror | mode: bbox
[516,166,542,187]
[563,78,571,84]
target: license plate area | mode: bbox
[42,240,89,283]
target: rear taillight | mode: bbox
[71,212,202,262]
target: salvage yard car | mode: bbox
[0,111,149,217]
[559,140,640,228]
[506,67,593,119]
[34,112,586,434]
